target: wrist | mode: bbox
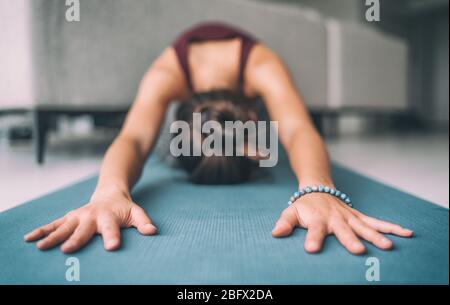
[298,178,335,190]
[91,183,131,202]
[289,184,353,207]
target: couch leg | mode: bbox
[323,113,340,139]
[34,110,49,164]
[311,113,324,136]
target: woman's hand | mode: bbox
[272,193,413,255]
[24,188,157,253]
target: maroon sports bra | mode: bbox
[173,22,258,94]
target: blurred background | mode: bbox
[0,0,448,211]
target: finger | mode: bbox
[272,207,299,238]
[348,217,393,250]
[98,216,121,251]
[333,221,366,255]
[131,205,157,235]
[357,214,413,237]
[60,221,96,253]
[36,219,78,250]
[304,223,327,253]
[24,218,65,242]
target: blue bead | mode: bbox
[329,189,336,195]
[290,196,295,202]
[340,193,347,200]
[294,192,300,198]
[299,190,305,196]
[318,185,324,192]
[324,186,330,193]
[345,198,351,204]
[305,187,312,193]
[288,201,292,205]
[335,190,341,197]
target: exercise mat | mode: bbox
[0,154,448,284]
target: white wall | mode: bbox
[0,0,34,109]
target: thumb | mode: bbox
[272,207,299,238]
[131,205,157,235]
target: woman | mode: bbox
[24,22,413,254]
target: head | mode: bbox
[174,91,259,185]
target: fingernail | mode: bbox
[63,242,73,249]
[382,238,392,247]
[146,224,157,230]
[61,244,72,253]
[105,239,119,250]
[149,225,158,234]
[352,242,366,254]
[305,242,319,252]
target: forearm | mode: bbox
[93,136,147,199]
[285,125,334,189]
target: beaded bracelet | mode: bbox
[288,185,353,207]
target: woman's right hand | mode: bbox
[24,187,157,253]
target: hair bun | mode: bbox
[174,93,258,185]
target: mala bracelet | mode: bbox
[288,185,353,207]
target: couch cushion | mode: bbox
[30,0,327,109]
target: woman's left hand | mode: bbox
[271,193,413,255]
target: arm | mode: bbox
[94,48,186,197]
[25,48,187,253]
[247,48,333,190]
[246,45,413,255]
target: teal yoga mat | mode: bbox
[0,155,448,284]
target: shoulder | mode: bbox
[247,44,282,69]
[141,47,188,101]
[245,44,293,96]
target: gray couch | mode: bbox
[0,0,408,163]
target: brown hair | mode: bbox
[174,90,258,185]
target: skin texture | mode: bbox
[25,39,413,254]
